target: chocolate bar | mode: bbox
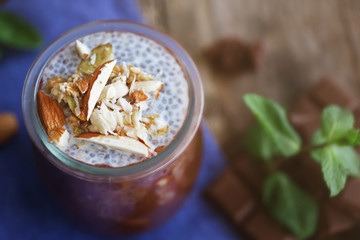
[231,155,266,195]
[309,77,359,110]
[207,78,360,240]
[242,208,296,240]
[206,169,256,224]
[317,201,357,239]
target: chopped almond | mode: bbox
[75,40,90,59]
[89,102,117,134]
[129,90,148,104]
[117,98,133,113]
[49,127,70,147]
[37,91,66,134]
[155,145,166,153]
[132,81,163,99]
[76,133,149,157]
[76,78,90,94]
[99,80,128,101]
[78,60,116,121]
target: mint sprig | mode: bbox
[243,94,360,238]
[244,122,280,163]
[244,94,301,157]
[263,172,318,240]
[310,105,360,196]
[320,105,354,142]
[311,144,360,196]
[0,11,42,56]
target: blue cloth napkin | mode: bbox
[0,1,239,239]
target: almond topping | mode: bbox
[48,127,70,147]
[117,98,133,113]
[89,102,117,135]
[155,145,166,153]
[75,40,90,60]
[78,60,116,121]
[76,78,90,94]
[99,80,128,101]
[129,90,148,104]
[37,91,66,134]
[76,133,149,157]
[132,81,163,99]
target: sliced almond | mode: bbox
[132,81,163,99]
[129,90,148,104]
[90,102,117,135]
[76,78,90,94]
[76,133,149,157]
[99,80,128,101]
[75,40,91,59]
[117,97,133,113]
[78,60,116,121]
[49,127,70,147]
[37,91,66,134]
[144,114,169,137]
[155,145,166,153]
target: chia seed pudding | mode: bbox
[24,21,203,236]
[38,31,189,167]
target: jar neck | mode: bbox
[22,20,204,182]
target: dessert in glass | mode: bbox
[22,20,203,236]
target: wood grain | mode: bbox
[138,0,360,160]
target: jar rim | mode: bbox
[22,20,204,182]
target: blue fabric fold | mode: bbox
[0,0,239,239]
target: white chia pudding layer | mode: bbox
[40,32,189,167]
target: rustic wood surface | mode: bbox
[138,0,360,160]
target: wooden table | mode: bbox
[138,0,360,160]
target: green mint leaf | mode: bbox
[310,144,359,196]
[337,128,360,146]
[312,129,326,146]
[243,94,301,157]
[321,105,354,142]
[244,121,280,163]
[263,172,319,239]
[0,11,43,50]
[335,146,360,177]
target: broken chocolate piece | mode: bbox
[309,77,359,110]
[242,208,296,240]
[333,178,360,221]
[289,96,321,144]
[205,38,262,75]
[232,155,266,195]
[281,154,329,200]
[316,201,357,239]
[206,169,255,224]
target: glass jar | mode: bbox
[22,20,204,237]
